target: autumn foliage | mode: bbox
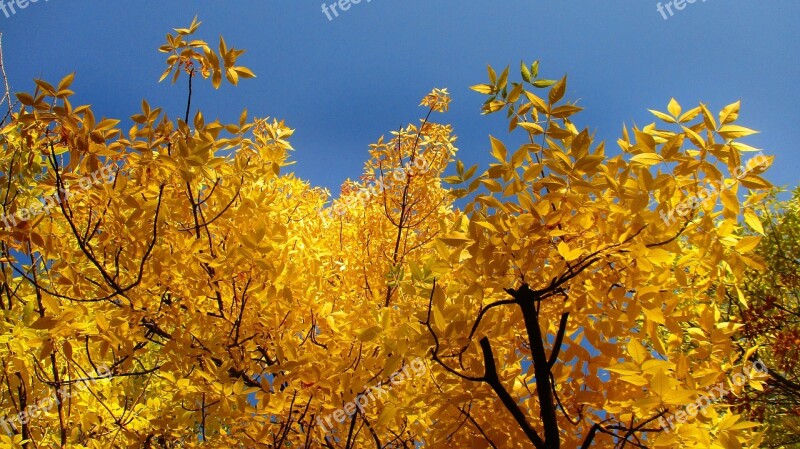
[723,189,800,448]
[0,18,782,448]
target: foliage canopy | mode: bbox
[0,18,779,449]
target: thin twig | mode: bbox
[0,33,14,123]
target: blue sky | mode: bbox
[1,0,797,193]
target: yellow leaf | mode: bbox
[648,109,676,123]
[739,174,771,189]
[557,241,578,261]
[226,67,239,85]
[433,307,446,331]
[650,369,670,398]
[475,221,498,233]
[480,178,503,193]
[96,313,109,332]
[631,153,663,166]
[743,210,764,235]
[628,339,648,365]
[549,76,567,104]
[720,189,740,214]
[731,141,761,153]
[57,72,76,91]
[30,316,58,329]
[735,236,761,254]
[619,374,648,386]
[566,248,582,262]
[661,388,696,405]
[642,360,673,374]
[95,119,120,131]
[470,84,494,94]
[735,285,747,306]
[375,403,398,428]
[718,125,758,140]
[0,122,17,135]
[518,122,544,134]
[719,100,741,124]
[357,326,382,342]
[678,106,702,123]
[234,66,256,78]
[489,135,507,162]
[643,307,665,325]
[667,98,681,117]
[440,232,470,246]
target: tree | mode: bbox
[416,62,774,449]
[0,18,777,448]
[723,188,800,448]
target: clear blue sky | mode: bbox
[1,1,798,193]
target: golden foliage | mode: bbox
[0,21,776,449]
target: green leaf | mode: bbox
[520,61,532,83]
[532,79,556,88]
